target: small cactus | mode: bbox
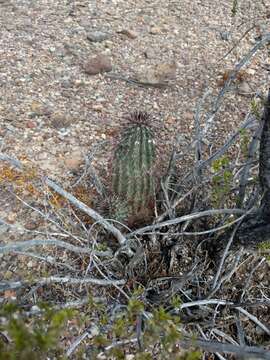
[111,112,156,225]
[109,195,130,223]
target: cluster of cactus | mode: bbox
[111,112,156,225]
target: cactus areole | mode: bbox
[111,112,156,225]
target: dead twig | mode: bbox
[66,324,103,357]
[237,121,263,208]
[218,25,256,62]
[0,238,112,257]
[1,276,126,293]
[146,210,249,237]
[128,208,245,237]
[13,250,76,272]
[1,153,127,246]
[236,306,270,336]
[240,257,266,302]
[45,177,127,245]
[190,113,256,181]
[211,222,243,290]
[0,153,23,169]
[179,337,270,360]
[212,33,270,117]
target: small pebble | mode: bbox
[87,30,110,42]
[83,54,112,75]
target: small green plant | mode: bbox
[171,294,182,308]
[211,156,233,206]
[0,304,75,360]
[239,128,250,156]
[231,0,238,16]
[250,98,262,120]
[0,292,202,359]
[257,241,270,262]
[107,300,200,360]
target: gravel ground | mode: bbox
[0,0,269,222]
[0,2,270,356]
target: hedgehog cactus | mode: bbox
[111,112,156,225]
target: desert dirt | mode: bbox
[0,0,270,358]
[0,0,269,223]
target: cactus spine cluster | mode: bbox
[111,113,156,224]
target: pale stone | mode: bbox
[118,29,138,39]
[65,152,84,171]
[87,31,110,42]
[135,61,177,85]
[83,54,112,75]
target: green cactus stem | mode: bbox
[111,113,156,224]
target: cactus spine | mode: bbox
[111,114,156,224]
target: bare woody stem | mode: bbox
[45,178,127,245]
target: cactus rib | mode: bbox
[111,115,156,224]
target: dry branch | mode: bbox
[45,178,127,245]
[129,208,245,237]
[180,338,270,360]
[213,33,270,116]
[0,152,127,246]
[237,121,263,208]
[0,276,126,292]
[0,238,112,257]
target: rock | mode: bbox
[149,26,162,35]
[24,219,40,230]
[73,79,85,87]
[61,77,73,88]
[118,29,138,39]
[155,62,177,80]
[135,61,177,86]
[87,31,110,42]
[246,68,256,76]
[153,101,159,110]
[7,212,16,224]
[26,120,37,129]
[30,101,52,117]
[36,152,48,161]
[5,111,18,122]
[83,54,112,75]
[238,82,252,97]
[166,116,176,125]
[184,111,193,121]
[220,31,230,41]
[58,128,71,139]
[39,159,60,173]
[92,104,103,112]
[24,212,43,230]
[65,152,84,171]
[143,49,155,59]
[50,112,73,129]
